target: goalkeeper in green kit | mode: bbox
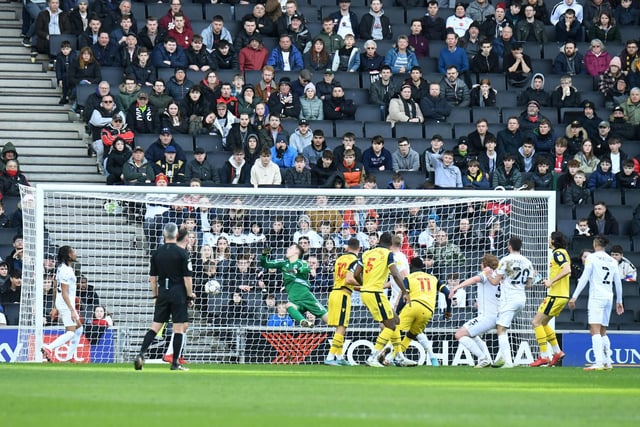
[260,244,328,328]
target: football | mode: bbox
[204,280,221,295]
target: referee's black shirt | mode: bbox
[150,243,192,289]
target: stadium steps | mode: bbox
[0,1,103,185]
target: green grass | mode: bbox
[2,364,639,427]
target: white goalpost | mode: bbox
[16,184,555,365]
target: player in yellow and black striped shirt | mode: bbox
[325,238,362,366]
[530,231,571,367]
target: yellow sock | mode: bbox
[400,336,411,353]
[330,333,345,356]
[534,325,548,355]
[375,328,393,352]
[544,324,558,349]
[390,328,401,357]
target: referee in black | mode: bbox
[134,222,194,371]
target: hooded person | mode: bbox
[1,142,19,170]
[517,72,550,106]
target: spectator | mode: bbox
[127,48,156,88]
[0,269,22,325]
[439,65,470,107]
[425,229,464,279]
[359,40,385,85]
[165,68,194,104]
[573,139,600,174]
[91,31,120,67]
[251,147,282,187]
[118,31,141,71]
[332,33,360,72]
[275,0,305,38]
[609,104,636,140]
[503,41,532,88]
[4,233,23,274]
[330,0,359,39]
[478,136,500,181]
[123,146,155,185]
[200,14,232,53]
[311,149,338,187]
[65,0,89,37]
[467,118,496,157]
[620,87,640,126]
[0,160,30,197]
[137,16,167,52]
[54,40,76,105]
[617,159,639,189]
[289,119,312,154]
[236,84,260,118]
[420,82,451,122]
[462,159,491,189]
[116,76,142,113]
[299,83,324,122]
[153,145,186,185]
[105,138,131,185]
[519,99,551,134]
[517,73,551,107]
[323,85,357,121]
[423,134,445,182]
[552,136,571,174]
[584,39,612,77]
[606,136,626,174]
[557,158,582,191]
[358,0,392,41]
[284,154,311,187]
[239,34,269,72]
[530,156,554,190]
[515,4,547,43]
[368,64,398,115]
[151,37,187,69]
[422,1,447,41]
[439,31,469,75]
[386,84,424,127]
[446,2,474,37]
[267,301,295,327]
[470,38,499,74]
[69,47,102,111]
[270,138,298,169]
[555,8,584,43]
[482,2,513,40]
[159,101,187,135]
[145,127,187,164]
[159,0,193,33]
[407,19,429,58]
[384,35,418,74]
[492,152,522,189]
[267,34,304,71]
[219,146,251,185]
[587,201,619,235]
[32,0,68,57]
[613,0,640,26]
[491,21,515,59]
[287,14,311,55]
[92,305,113,327]
[77,14,101,49]
[552,40,586,76]
[304,38,332,72]
[429,150,463,188]
[458,21,481,61]
[392,137,420,172]
[589,11,621,44]
[550,0,584,26]
[610,245,637,281]
[587,156,616,189]
[514,137,538,175]
[562,169,591,206]
[127,92,159,135]
[268,77,301,120]
[469,78,497,107]
[1,142,19,171]
[184,147,219,187]
[209,40,239,71]
[90,96,127,172]
[362,135,393,174]
[336,148,365,188]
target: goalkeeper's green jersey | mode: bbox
[260,256,311,290]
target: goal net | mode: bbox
[17,185,555,365]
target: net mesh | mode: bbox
[17,186,554,365]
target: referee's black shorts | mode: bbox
[153,286,189,324]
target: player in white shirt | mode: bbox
[569,236,624,371]
[451,253,500,368]
[488,237,534,368]
[41,246,82,362]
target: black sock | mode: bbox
[139,329,157,356]
[172,333,183,366]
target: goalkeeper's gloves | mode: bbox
[261,247,271,256]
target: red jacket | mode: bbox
[239,45,269,72]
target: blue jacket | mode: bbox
[438,47,469,73]
[266,46,304,71]
[384,48,418,74]
[462,170,491,189]
[92,41,121,67]
[588,163,617,190]
[145,139,187,165]
[151,44,188,68]
[270,145,298,169]
[362,147,393,174]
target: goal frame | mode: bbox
[18,184,556,364]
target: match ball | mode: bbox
[205,280,221,295]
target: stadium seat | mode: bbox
[131,1,146,21]
[477,74,507,91]
[529,58,553,77]
[368,170,395,187]
[203,4,233,21]
[447,108,471,124]
[234,4,253,21]
[191,20,210,36]
[571,74,597,92]
[298,5,320,22]
[171,134,195,152]
[76,84,97,109]
[621,188,640,205]
[559,107,584,124]
[101,66,125,87]
[608,235,632,253]
[394,122,424,139]
[207,151,229,170]
[402,171,427,189]
[355,104,384,122]
[134,134,157,151]
[147,3,204,21]
[308,120,335,138]
[425,122,453,139]
[418,57,438,73]
[523,42,542,59]
[610,311,636,330]
[632,238,640,254]
[195,134,223,152]
[343,88,369,107]
[452,123,476,139]
[332,72,360,90]
[471,107,501,124]
[428,40,447,59]
[363,121,392,138]
[215,69,241,85]
[50,33,77,53]
[591,188,623,206]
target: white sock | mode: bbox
[166,333,175,356]
[179,331,187,358]
[498,333,513,364]
[551,343,561,353]
[459,336,485,360]
[591,334,604,366]
[474,336,491,360]
[66,326,84,361]
[47,330,75,351]
[416,333,436,359]
[601,335,612,364]
[326,353,335,361]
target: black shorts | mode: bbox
[153,286,189,324]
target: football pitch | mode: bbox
[2,364,639,427]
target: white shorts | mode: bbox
[462,313,498,337]
[588,297,613,327]
[55,300,76,327]
[496,296,526,329]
